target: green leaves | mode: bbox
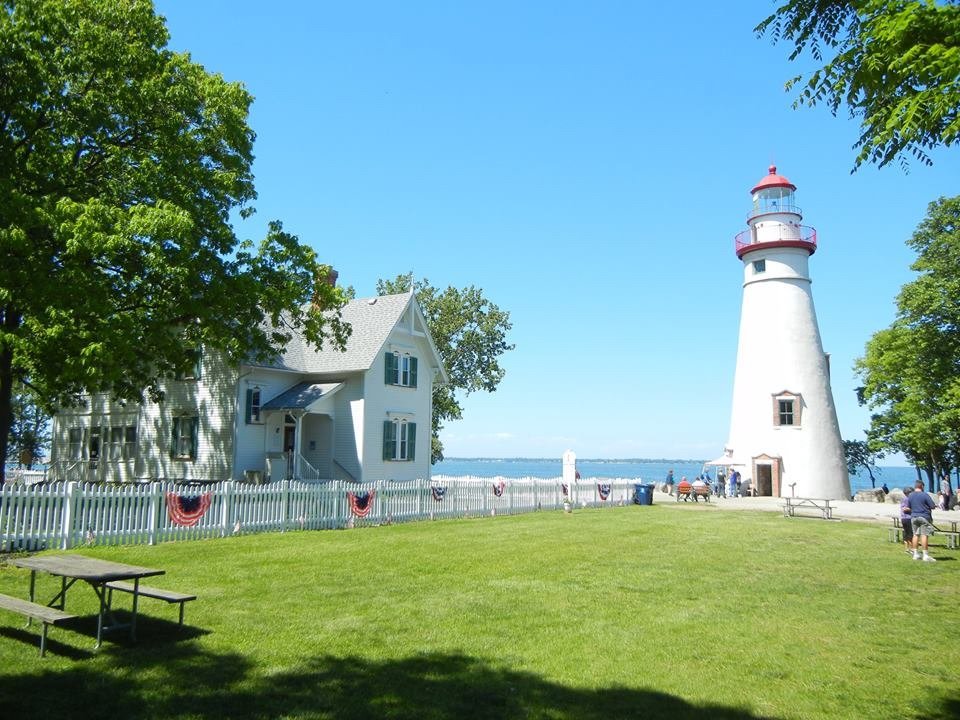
[0,0,345,476]
[758,0,960,171]
[856,196,960,476]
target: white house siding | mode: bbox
[333,379,364,481]
[51,350,236,483]
[233,367,300,479]
[361,328,435,483]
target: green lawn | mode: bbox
[0,505,957,720]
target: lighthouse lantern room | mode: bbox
[724,166,850,500]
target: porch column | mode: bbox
[295,412,304,479]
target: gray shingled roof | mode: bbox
[261,382,343,410]
[251,293,413,374]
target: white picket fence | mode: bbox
[0,476,643,551]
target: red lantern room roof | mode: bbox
[750,165,796,194]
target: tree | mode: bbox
[756,0,960,170]
[377,273,513,463]
[842,439,881,487]
[0,0,349,482]
[8,381,50,469]
[855,196,960,487]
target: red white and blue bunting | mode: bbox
[492,480,506,497]
[431,486,447,502]
[598,483,611,501]
[347,490,376,518]
[166,492,212,527]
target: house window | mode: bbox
[384,352,418,388]
[107,425,137,460]
[753,259,766,274]
[124,426,137,459]
[68,428,84,460]
[175,347,202,380]
[773,393,802,427]
[171,416,199,460]
[245,387,263,424]
[382,419,416,461]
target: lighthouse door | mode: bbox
[756,464,773,496]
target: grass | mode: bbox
[0,504,957,719]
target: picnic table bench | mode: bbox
[890,517,959,549]
[0,592,76,656]
[782,497,833,520]
[106,581,196,626]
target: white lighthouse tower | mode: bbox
[725,166,849,500]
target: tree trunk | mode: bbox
[0,343,14,485]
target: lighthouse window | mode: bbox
[753,259,766,274]
[778,399,794,425]
[773,393,802,427]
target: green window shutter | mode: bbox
[171,417,181,459]
[383,420,395,460]
[409,357,418,388]
[245,388,253,424]
[384,353,396,385]
[408,422,416,461]
[189,418,199,460]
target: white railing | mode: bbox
[0,476,643,551]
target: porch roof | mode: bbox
[262,382,343,411]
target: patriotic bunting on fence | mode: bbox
[492,480,506,497]
[166,492,213,527]
[598,483,611,501]
[431,486,447,502]
[347,490,376,518]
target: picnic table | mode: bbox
[9,554,164,648]
[782,497,834,520]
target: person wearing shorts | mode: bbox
[906,480,937,562]
[899,487,914,554]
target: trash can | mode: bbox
[634,483,654,506]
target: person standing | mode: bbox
[939,475,952,510]
[716,469,726,497]
[899,487,914,555]
[728,469,739,498]
[664,469,675,496]
[907,480,937,562]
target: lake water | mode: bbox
[434,457,921,497]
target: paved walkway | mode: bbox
[652,491,960,526]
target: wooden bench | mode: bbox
[105,582,197,626]
[676,483,711,502]
[0,592,76,656]
[782,497,834,520]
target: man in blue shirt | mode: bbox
[906,480,938,562]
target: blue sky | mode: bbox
[156,1,958,462]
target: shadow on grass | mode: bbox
[1,646,784,720]
[2,647,958,719]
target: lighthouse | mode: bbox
[724,166,850,500]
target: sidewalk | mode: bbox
[651,491,960,525]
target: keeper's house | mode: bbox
[48,292,448,484]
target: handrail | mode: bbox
[735,225,817,256]
[296,454,322,482]
[48,460,85,483]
